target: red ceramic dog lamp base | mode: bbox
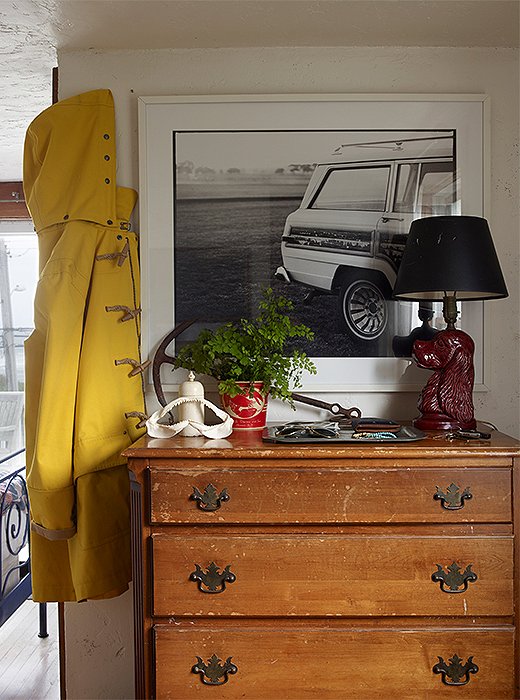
[412,329,477,431]
[393,216,508,433]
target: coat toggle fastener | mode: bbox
[105,305,142,322]
[96,240,130,267]
[125,411,148,429]
[115,357,151,377]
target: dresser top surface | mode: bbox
[123,426,520,460]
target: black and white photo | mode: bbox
[173,129,456,358]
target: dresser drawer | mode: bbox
[154,625,514,699]
[152,534,513,618]
[149,467,511,524]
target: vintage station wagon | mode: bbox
[276,135,457,341]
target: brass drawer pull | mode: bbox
[189,562,236,594]
[433,654,479,686]
[192,654,238,686]
[190,483,230,512]
[431,561,477,593]
[434,483,472,510]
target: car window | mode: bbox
[416,161,456,216]
[394,163,419,213]
[310,166,390,212]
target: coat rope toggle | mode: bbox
[96,240,130,267]
[105,305,142,322]
[115,357,151,377]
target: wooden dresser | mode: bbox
[124,429,520,699]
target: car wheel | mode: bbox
[337,279,388,340]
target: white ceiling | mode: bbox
[1,0,518,182]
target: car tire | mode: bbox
[337,279,388,340]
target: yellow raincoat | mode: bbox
[23,89,147,601]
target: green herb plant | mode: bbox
[174,288,317,403]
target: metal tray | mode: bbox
[262,425,426,444]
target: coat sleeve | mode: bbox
[25,243,93,539]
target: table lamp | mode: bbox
[393,216,508,431]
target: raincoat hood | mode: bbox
[24,89,137,231]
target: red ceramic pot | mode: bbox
[220,382,268,430]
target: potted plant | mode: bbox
[174,288,317,429]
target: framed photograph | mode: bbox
[138,94,487,393]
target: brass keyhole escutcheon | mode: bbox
[190,483,230,512]
[189,562,236,594]
[433,483,472,510]
[192,654,238,685]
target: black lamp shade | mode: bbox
[393,216,508,301]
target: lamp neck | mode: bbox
[442,293,458,330]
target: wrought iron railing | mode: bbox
[0,448,36,629]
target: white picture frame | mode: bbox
[138,93,488,394]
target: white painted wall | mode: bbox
[58,45,519,699]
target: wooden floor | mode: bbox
[0,599,60,699]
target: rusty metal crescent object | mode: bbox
[152,320,196,406]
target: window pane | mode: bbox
[417,162,456,216]
[311,167,389,211]
[0,230,37,455]
[394,163,418,213]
